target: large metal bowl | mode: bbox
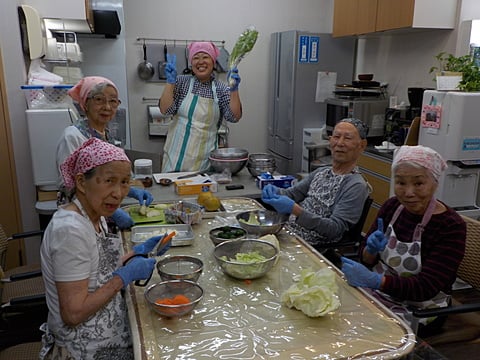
[144,280,203,317]
[156,255,203,282]
[213,239,278,279]
[236,210,289,237]
[209,156,248,175]
[210,147,249,160]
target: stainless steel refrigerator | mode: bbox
[267,30,356,174]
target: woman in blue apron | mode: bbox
[159,42,242,172]
[342,145,466,336]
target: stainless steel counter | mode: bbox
[123,168,262,205]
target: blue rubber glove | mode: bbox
[111,208,135,229]
[128,187,154,206]
[262,184,279,200]
[227,67,241,92]
[262,195,295,215]
[133,235,170,256]
[341,257,382,289]
[165,53,177,84]
[366,218,388,255]
[113,256,156,289]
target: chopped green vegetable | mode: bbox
[281,268,340,317]
[228,26,259,87]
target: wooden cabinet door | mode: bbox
[375,0,414,31]
[333,0,378,37]
[356,0,379,35]
[0,49,24,268]
[333,0,359,37]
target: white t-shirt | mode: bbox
[40,206,99,333]
[56,125,88,188]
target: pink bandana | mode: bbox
[188,42,220,63]
[393,145,447,181]
[68,76,118,111]
[60,138,130,191]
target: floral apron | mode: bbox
[162,78,220,172]
[40,199,133,360]
[373,197,450,325]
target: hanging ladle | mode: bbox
[183,41,191,74]
[137,39,154,81]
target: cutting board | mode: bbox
[125,204,167,224]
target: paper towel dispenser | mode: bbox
[44,10,121,38]
[148,106,172,136]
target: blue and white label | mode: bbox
[462,138,480,151]
[298,35,309,63]
[309,36,319,63]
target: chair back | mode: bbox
[458,215,480,290]
[341,196,373,245]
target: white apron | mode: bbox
[40,199,133,359]
[162,78,220,172]
[373,198,450,325]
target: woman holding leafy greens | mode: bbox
[158,41,243,172]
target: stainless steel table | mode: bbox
[122,168,262,205]
[122,216,415,359]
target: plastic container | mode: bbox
[134,159,152,179]
[21,85,73,109]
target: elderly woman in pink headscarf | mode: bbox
[341,145,466,336]
[158,42,243,172]
[56,76,153,229]
[40,138,169,359]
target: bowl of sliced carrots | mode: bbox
[144,280,203,317]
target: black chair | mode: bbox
[319,196,373,268]
[0,225,47,350]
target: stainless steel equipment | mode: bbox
[325,97,388,139]
[267,30,355,174]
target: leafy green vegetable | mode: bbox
[229,26,259,69]
[281,268,340,317]
[221,251,266,263]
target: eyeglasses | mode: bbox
[89,95,121,108]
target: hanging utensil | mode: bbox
[183,41,191,74]
[137,39,154,81]
[158,41,168,80]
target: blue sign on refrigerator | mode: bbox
[298,36,320,63]
[298,36,309,63]
[309,36,319,63]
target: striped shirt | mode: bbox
[361,197,466,302]
[163,75,238,123]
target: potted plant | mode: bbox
[429,52,480,91]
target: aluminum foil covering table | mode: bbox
[123,216,415,359]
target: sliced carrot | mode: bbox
[172,294,191,304]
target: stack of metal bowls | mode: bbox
[209,148,249,175]
[246,153,276,177]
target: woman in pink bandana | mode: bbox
[341,145,466,336]
[159,42,243,172]
[56,76,153,229]
[40,138,168,359]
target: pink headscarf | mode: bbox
[392,145,447,182]
[68,76,118,111]
[60,138,130,191]
[188,42,220,63]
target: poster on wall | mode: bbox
[420,104,442,129]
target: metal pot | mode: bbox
[137,40,154,81]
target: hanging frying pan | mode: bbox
[137,40,154,81]
[158,42,168,80]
